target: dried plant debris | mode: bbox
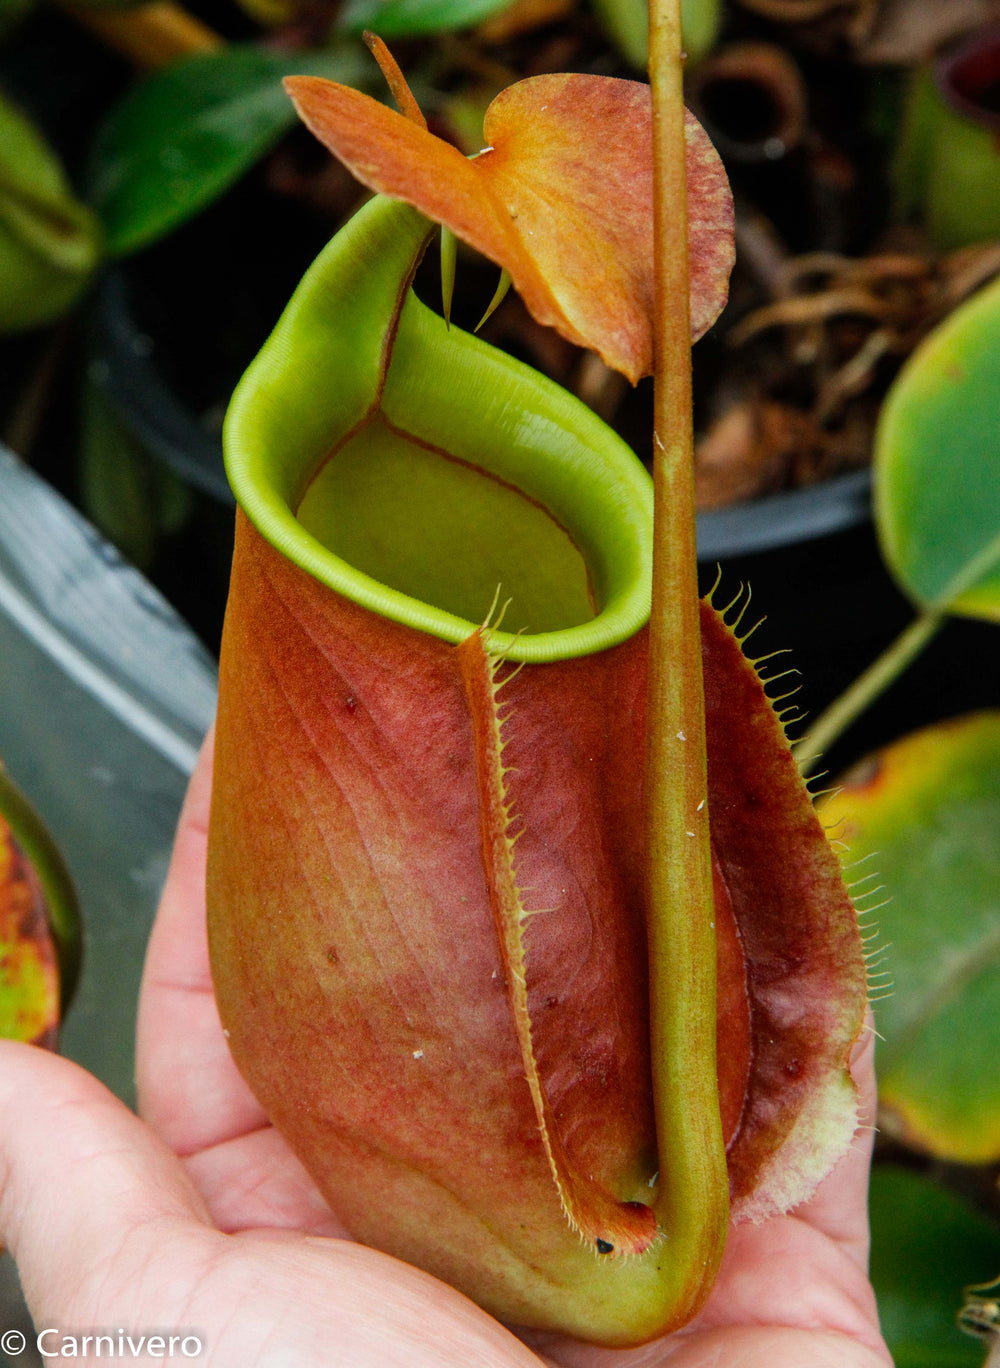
[857,0,1000,65]
[732,0,1000,61]
[695,240,1000,507]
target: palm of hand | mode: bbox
[125,737,890,1368]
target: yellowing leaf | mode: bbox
[0,766,80,1044]
[0,811,60,1046]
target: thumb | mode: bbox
[0,1044,547,1368]
[0,1040,212,1323]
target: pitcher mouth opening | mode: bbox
[296,411,598,638]
[222,197,654,664]
[936,25,1000,133]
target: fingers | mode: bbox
[137,727,269,1155]
[0,1043,544,1368]
[671,1009,887,1363]
[538,1325,892,1368]
[0,1042,212,1320]
[182,1127,351,1237]
[790,1008,879,1266]
[137,729,349,1236]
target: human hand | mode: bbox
[0,732,891,1367]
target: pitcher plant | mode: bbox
[207,11,868,1348]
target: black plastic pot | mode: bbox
[92,254,1000,796]
[89,168,342,508]
[696,468,870,560]
[93,256,873,556]
[92,268,233,505]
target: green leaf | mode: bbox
[591,0,721,69]
[88,43,372,258]
[819,712,1000,1161]
[338,0,515,37]
[0,0,34,37]
[870,1166,1000,1368]
[0,92,102,332]
[874,273,1000,623]
[78,380,193,571]
[0,766,81,1029]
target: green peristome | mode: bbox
[893,64,1000,250]
[225,194,654,663]
[874,273,1000,624]
[819,713,1000,1162]
[88,44,373,258]
[0,94,102,333]
[870,1166,1000,1368]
